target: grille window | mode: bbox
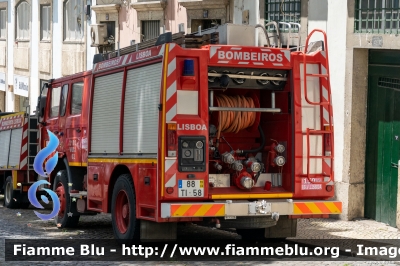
[265,0,301,32]
[378,77,400,89]
[141,20,160,41]
[355,0,400,34]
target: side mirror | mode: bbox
[37,82,49,119]
[38,95,47,118]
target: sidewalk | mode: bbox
[294,218,400,239]
[290,218,400,261]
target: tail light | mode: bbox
[167,123,177,157]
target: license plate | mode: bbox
[178,180,204,197]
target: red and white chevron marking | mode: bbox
[165,43,178,123]
[0,113,24,131]
[318,51,331,126]
[165,158,177,192]
[19,117,29,170]
[164,43,178,190]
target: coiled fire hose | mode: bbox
[215,94,256,134]
[214,94,265,155]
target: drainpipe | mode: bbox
[117,4,121,52]
[161,0,167,33]
[226,0,230,23]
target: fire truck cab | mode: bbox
[36,24,341,243]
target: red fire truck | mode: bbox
[8,24,341,243]
[1,109,39,209]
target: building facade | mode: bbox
[329,0,400,227]
[91,0,187,50]
[261,0,400,226]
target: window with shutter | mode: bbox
[63,0,84,42]
[16,1,30,40]
[0,9,6,39]
[40,5,51,41]
[141,20,160,41]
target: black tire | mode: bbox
[4,176,19,209]
[111,174,140,244]
[236,228,266,241]
[53,170,80,228]
[19,202,31,209]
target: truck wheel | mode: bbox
[4,176,19,209]
[53,170,80,228]
[111,174,140,244]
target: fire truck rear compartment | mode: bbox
[206,67,292,196]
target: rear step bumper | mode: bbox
[161,200,342,218]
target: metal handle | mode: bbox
[391,162,398,168]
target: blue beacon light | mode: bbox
[183,59,195,76]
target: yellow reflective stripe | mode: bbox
[12,171,18,189]
[324,202,341,213]
[0,111,25,119]
[161,43,169,197]
[215,206,225,216]
[194,204,213,216]
[305,203,322,214]
[172,205,191,217]
[87,158,156,164]
[293,204,303,214]
[211,193,293,200]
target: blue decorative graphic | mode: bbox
[33,130,59,176]
[28,130,60,220]
[28,180,60,220]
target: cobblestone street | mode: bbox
[0,195,399,265]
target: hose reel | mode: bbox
[212,93,261,137]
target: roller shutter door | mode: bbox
[123,63,162,154]
[0,130,11,168]
[8,128,22,168]
[91,71,123,154]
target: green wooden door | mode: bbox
[365,50,400,227]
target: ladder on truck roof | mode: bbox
[300,29,334,185]
[25,105,39,184]
[258,21,301,51]
[99,22,304,62]
[94,30,219,64]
